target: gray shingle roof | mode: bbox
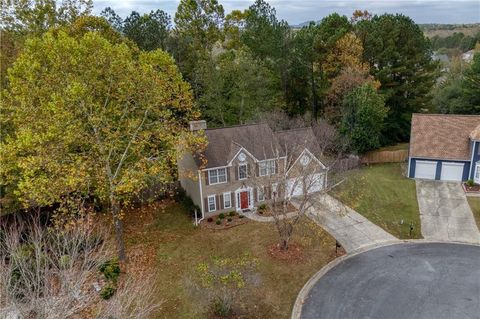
[197,123,284,168]
[410,114,480,161]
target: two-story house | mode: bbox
[408,114,480,182]
[178,121,327,219]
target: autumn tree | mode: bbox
[0,31,204,261]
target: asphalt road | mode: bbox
[300,243,480,319]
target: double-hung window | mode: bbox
[223,192,232,209]
[257,187,265,201]
[238,164,248,180]
[208,168,227,184]
[259,160,276,176]
[208,195,216,212]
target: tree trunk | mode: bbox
[111,195,126,262]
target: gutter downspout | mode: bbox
[197,169,205,225]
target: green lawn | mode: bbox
[331,163,422,239]
[123,201,336,318]
[467,197,480,228]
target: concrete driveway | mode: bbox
[416,180,480,244]
[301,194,398,252]
[295,243,480,319]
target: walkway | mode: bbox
[296,194,399,253]
[416,180,480,244]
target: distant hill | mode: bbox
[292,22,480,37]
[418,23,480,38]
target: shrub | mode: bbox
[216,219,221,225]
[99,258,120,282]
[207,217,213,222]
[175,188,200,217]
[99,283,116,300]
[239,215,245,219]
[218,213,225,219]
[466,179,475,187]
[258,204,267,211]
[229,211,236,217]
[227,218,232,222]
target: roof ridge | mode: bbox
[205,122,268,131]
[275,126,312,133]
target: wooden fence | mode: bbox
[361,149,409,164]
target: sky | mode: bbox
[92,0,480,25]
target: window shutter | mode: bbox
[256,163,260,177]
[247,164,251,177]
[220,194,224,210]
[253,188,257,203]
[231,191,235,208]
[205,171,209,185]
[204,197,208,212]
[216,195,220,211]
[235,165,239,180]
[226,167,230,182]
[274,161,279,174]
[266,186,271,199]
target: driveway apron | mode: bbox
[416,180,480,244]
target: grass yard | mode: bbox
[121,200,337,318]
[467,197,480,229]
[331,163,422,239]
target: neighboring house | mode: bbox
[178,121,327,218]
[408,114,480,182]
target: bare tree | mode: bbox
[248,118,346,251]
[0,214,161,319]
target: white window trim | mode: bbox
[259,160,276,177]
[223,192,232,209]
[208,167,227,185]
[238,164,248,180]
[475,163,480,183]
[208,195,216,212]
[257,186,265,201]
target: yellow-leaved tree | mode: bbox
[1,30,205,261]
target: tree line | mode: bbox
[99,2,439,148]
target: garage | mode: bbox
[440,162,464,181]
[287,173,324,197]
[414,161,437,180]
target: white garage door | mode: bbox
[287,174,324,197]
[415,161,437,180]
[440,162,464,182]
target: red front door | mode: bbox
[240,191,249,209]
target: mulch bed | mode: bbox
[463,183,480,193]
[202,214,248,230]
[267,242,304,263]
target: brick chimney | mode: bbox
[189,120,207,132]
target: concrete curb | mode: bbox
[290,239,480,319]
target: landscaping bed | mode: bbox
[202,211,248,230]
[119,200,337,318]
[331,163,422,239]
